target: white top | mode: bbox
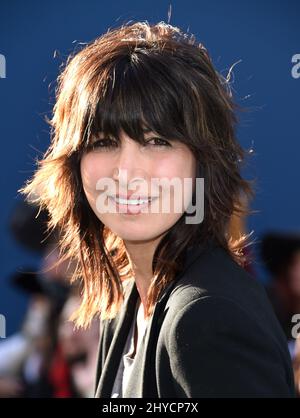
[111,298,149,398]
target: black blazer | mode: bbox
[94,243,296,398]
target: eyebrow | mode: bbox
[92,127,155,139]
[96,127,153,134]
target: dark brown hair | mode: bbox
[19,21,254,328]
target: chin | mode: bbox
[107,221,166,243]
[111,228,158,243]
[100,214,180,243]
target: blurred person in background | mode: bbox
[57,292,100,397]
[1,199,100,397]
[261,232,300,398]
[261,232,300,359]
[0,200,70,397]
[293,335,300,396]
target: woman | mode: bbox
[20,21,295,397]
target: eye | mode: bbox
[145,137,171,148]
[87,138,118,151]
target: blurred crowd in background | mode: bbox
[0,200,99,397]
[0,199,299,397]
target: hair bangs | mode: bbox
[85,52,189,147]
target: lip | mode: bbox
[108,195,158,215]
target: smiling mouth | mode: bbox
[107,195,159,215]
[109,196,158,205]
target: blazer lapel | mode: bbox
[95,279,139,397]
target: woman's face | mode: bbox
[80,128,197,243]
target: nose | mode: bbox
[112,137,147,191]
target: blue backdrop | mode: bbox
[0,0,299,336]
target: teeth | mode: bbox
[113,197,151,205]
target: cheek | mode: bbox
[153,153,196,184]
[152,153,196,212]
[80,154,109,193]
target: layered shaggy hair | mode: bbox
[19,21,254,328]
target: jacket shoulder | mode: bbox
[163,296,295,397]
[166,246,280,333]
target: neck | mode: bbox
[124,235,165,310]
